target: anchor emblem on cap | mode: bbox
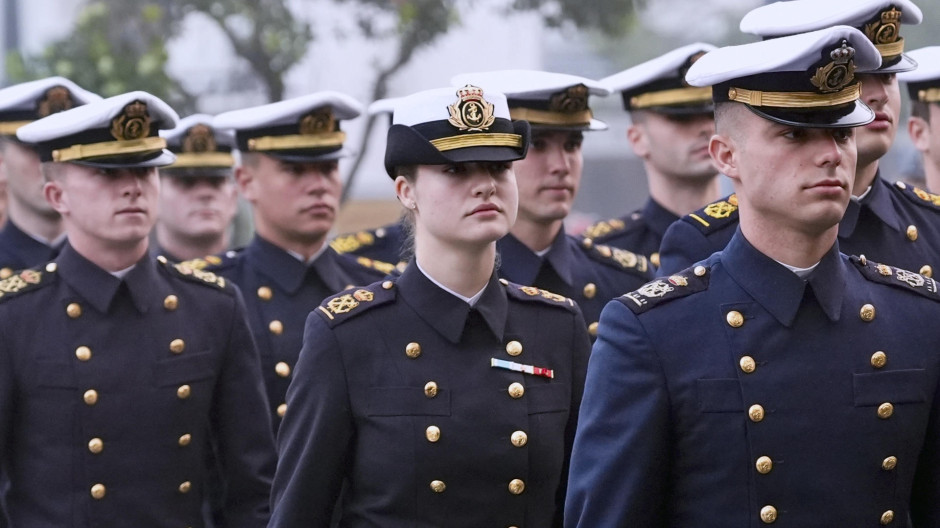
[810,40,856,94]
[447,85,495,132]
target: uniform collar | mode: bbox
[721,230,844,327]
[56,242,162,314]
[245,235,346,294]
[397,261,507,344]
[839,173,903,238]
[496,228,572,286]
[644,198,680,238]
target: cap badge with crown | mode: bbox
[182,124,217,153]
[38,87,74,118]
[300,108,335,135]
[110,101,151,141]
[812,41,857,94]
[448,85,495,132]
[549,84,589,113]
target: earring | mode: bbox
[410,202,417,210]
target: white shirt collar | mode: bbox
[415,259,487,306]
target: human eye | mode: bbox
[564,139,583,152]
[530,138,547,151]
[832,128,853,143]
[781,128,806,141]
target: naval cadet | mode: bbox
[0,91,275,527]
[568,26,940,527]
[582,43,721,267]
[900,46,940,194]
[270,85,591,527]
[0,77,100,276]
[153,114,239,262]
[450,70,652,338]
[200,93,389,430]
[330,96,408,265]
[658,0,940,278]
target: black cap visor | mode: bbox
[745,99,874,128]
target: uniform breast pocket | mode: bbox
[365,387,451,416]
[153,351,217,387]
[853,369,928,406]
[696,378,744,413]
[526,383,570,414]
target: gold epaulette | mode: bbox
[162,256,229,291]
[895,181,940,210]
[0,267,49,302]
[355,256,398,275]
[618,265,711,315]
[582,218,627,240]
[682,194,739,234]
[331,231,376,254]
[174,254,224,271]
[581,240,650,276]
[316,281,397,327]
[851,255,940,300]
[502,278,577,310]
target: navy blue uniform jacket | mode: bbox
[497,230,652,337]
[0,220,60,274]
[659,177,940,276]
[0,244,276,528]
[270,263,591,527]
[199,235,387,429]
[566,232,940,527]
[581,198,679,268]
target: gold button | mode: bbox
[405,342,421,359]
[157,255,168,264]
[178,433,192,447]
[0,268,11,279]
[164,295,179,311]
[755,456,773,474]
[508,479,525,495]
[651,252,661,268]
[508,382,525,399]
[75,346,92,362]
[588,322,598,337]
[583,283,597,299]
[83,389,98,405]
[269,320,284,335]
[382,281,394,290]
[748,404,765,422]
[582,238,593,249]
[505,340,522,357]
[275,361,291,378]
[881,510,895,525]
[430,480,446,493]
[860,304,876,322]
[426,425,441,442]
[871,351,887,369]
[694,265,707,277]
[726,310,744,328]
[882,456,897,471]
[88,437,104,454]
[179,481,192,494]
[424,381,438,398]
[877,402,894,419]
[45,262,57,273]
[170,339,185,354]
[739,356,756,374]
[67,302,82,318]
[177,385,191,399]
[90,483,106,500]
[920,265,933,278]
[277,403,287,417]
[499,278,509,285]
[907,225,918,241]
[257,286,273,300]
[760,505,777,524]
[511,430,528,447]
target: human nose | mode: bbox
[817,135,844,167]
[472,173,497,198]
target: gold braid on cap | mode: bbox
[727,84,860,108]
[509,108,593,127]
[918,88,940,103]
[429,133,523,152]
[629,86,713,109]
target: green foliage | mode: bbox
[511,0,643,36]
[7,1,193,110]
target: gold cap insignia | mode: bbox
[811,41,857,94]
[549,84,589,113]
[182,124,217,153]
[299,108,335,135]
[38,86,74,118]
[110,101,151,141]
[865,7,902,46]
[447,85,495,132]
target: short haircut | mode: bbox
[911,100,932,122]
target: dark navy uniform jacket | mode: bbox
[331,221,407,265]
[0,220,61,275]
[659,177,940,277]
[199,235,388,430]
[496,229,652,337]
[566,232,940,527]
[270,263,591,528]
[581,198,678,268]
[0,244,276,528]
